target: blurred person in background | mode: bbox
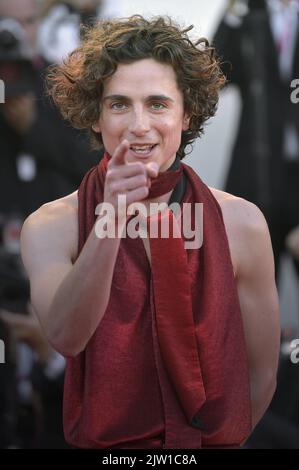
[214,0,299,448]
[0,0,99,220]
[0,0,99,448]
[286,225,299,259]
[38,0,102,63]
[38,0,123,63]
[214,0,299,280]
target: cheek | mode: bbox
[100,114,127,134]
[159,116,179,131]
[160,119,184,144]
[99,116,127,152]
[99,118,118,139]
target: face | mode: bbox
[93,58,190,172]
[0,0,38,53]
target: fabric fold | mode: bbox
[148,209,206,425]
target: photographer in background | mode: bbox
[0,0,98,448]
[0,0,99,220]
[38,0,122,64]
[38,0,102,64]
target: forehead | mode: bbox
[0,0,37,20]
[102,59,180,97]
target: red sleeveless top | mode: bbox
[63,161,252,449]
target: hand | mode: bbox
[3,93,37,136]
[103,140,159,214]
[285,225,299,260]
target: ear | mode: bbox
[182,113,190,131]
[92,121,101,133]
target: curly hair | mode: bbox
[46,15,225,158]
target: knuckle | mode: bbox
[106,169,114,181]
[107,159,114,170]
[139,175,147,185]
[139,186,148,197]
[133,162,145,173]
[109,182,118,195]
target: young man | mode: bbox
[20,16,280,449]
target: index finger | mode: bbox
[109,140,130,167]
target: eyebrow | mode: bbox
[102,94,174,103]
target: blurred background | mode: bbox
[0,0,298,448]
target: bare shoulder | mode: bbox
[21,191,79,264]
[209,187,267,229]
[209,187,271,276]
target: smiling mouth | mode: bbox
[129,144,157,155]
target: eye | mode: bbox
[111,102,127,110]
[150,102,167,110]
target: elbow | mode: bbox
[44,310,91,358]
[49,337,86,358]
[262,375,277,411]
[250,370,277,429]
[46,326,88,358]
[263,362,279,406]
[268,374,277,405]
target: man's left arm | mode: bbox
[234,201,281,430]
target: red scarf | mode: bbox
[63,155,252,449]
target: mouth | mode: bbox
[128,144,158,157]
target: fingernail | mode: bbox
[151,162,159,173]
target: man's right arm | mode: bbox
[21,200,123,358]
[21,140,159,358]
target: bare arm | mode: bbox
[21,200,122,358]
[21,141,158,357]
[232,200,281,430]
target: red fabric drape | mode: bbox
[63,157,252,449]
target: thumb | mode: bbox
[146,162,159,178]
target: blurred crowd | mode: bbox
[214,0,299,448]
[0,0,299,448]
[0,0,118,448]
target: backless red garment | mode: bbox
[63,161,252,449]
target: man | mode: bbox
[21,16,280,449]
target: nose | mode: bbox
[128,106,150,136]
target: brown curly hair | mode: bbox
[46,15,225,158]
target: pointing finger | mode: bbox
[109,140,130,167]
